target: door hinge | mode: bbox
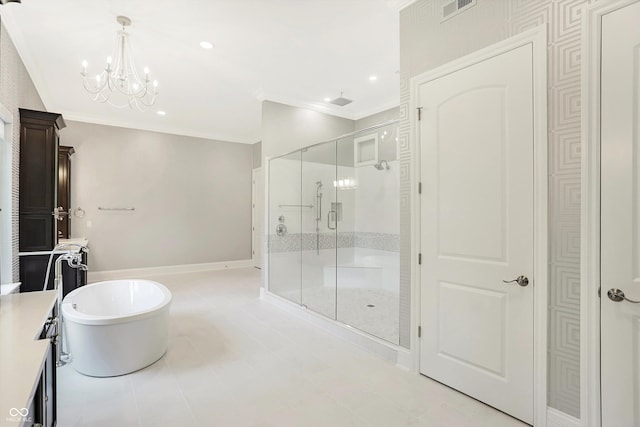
[418,182,422,194]
[418,253,422,265]
[418,326,422,338]
[417,107,423,121]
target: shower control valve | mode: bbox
[276,223,287,237]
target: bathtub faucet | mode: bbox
[51,244,88,367]
[65,252,88,271]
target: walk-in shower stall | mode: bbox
[267,121,399,344]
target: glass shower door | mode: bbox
[336,124,400,344]
[268,151,302,304]
[300,142,337,319]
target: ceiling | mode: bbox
[1,0,406,144]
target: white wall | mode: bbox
[64,121,253,272]
[354,160,399,235]
[262,101,355,159]
[355,107,399,131]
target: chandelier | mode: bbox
[81,16,158,110]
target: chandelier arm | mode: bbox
[91,92,108,104]
[133,85,149,99]
[138,92,157,107]
[81,69,109,94]
[82,79,105,95]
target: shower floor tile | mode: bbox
[279,286,400,344]
[57,268,527,427]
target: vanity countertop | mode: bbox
[0,291,56,425]
[0,283,20,296]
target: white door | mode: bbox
[418,44,535,423]
[0,121,4,284]
[252,167,264,268]
[600,2,640,426]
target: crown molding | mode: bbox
[62,111,258,144]
[262,94,399,123]
[386,0,419,11]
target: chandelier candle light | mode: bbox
[81,16,158,110]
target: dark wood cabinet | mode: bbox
[20,252,87,298]
[17,109,86,298]
[30,307,57,427]
[25,304,58,427]
[19,109,66,252]
[57,146,74,239]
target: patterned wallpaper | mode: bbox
[0,21,46,282]
[399,0,595,417]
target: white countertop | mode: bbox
[18,238,89,256]
[0,291,57,426]
[58,237,88,247]
[0,283,20,296]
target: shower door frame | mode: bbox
[0,102,13,284]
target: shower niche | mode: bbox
[267,122,400,344]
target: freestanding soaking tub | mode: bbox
[61,279,172,377]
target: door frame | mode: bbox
[252,166,264,269]
[581,1,640,426]
[0,102,14,284]
[409,26,548,426]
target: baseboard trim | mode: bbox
[88,259,254,282]
[261,288,412,370]
[547,407,582,427]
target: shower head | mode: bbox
[374,160,390,170]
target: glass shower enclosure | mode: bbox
[267,121,400,344]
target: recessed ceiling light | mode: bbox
[157,111,166,116]
[324,97,331,102]
[200,41,214,49]
[369,75,378,81]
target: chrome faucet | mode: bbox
[47,244,88,366]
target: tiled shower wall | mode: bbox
[0,21,45,282]
[399,0,594,417]
[268,232,399,253]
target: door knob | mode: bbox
[503,275,529,287]
[607,288,640,303]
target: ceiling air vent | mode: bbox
[329,96,353,107]
[441,0,476,22]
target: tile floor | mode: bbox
[57,268,528,427]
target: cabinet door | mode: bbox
[19,109,65,252]
[20,254,85,297]
[43,338,56,427]
[35,312,57,427]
